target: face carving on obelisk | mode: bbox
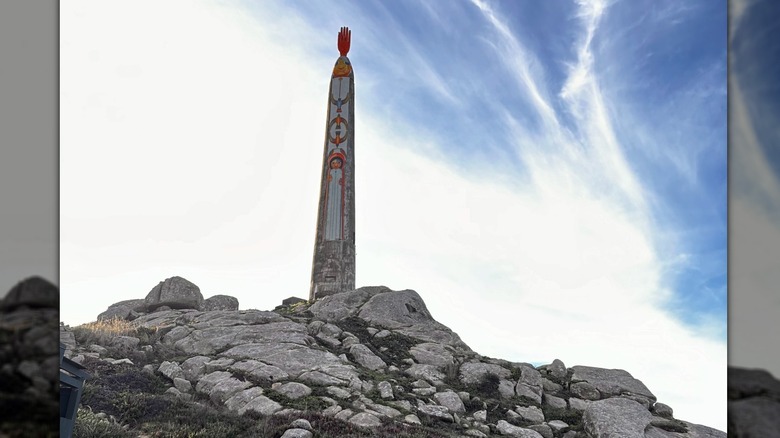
[333,57,352,77]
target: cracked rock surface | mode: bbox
[63,279,725,437]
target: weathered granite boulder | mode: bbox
[144,276,203,311]
[495,420,544,437]
[410,342,454,367]
[433,390,465,413]
[309,286,471,349]
[0,276,58,311]
[459,361,511,386]
[97,299,146,321]
[570,365,656,405]
[59,284,726,438]
[348,344,386,371]
[582,397,653,438]
[202,294,239,311]
[548,358,567,381]
[282,296,307,306]
[274,382,312,399]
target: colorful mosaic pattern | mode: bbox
[310,27,357,300]
[322,28,354,242]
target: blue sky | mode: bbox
[60,0,727,429]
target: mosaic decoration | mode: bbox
[310,27,356,301]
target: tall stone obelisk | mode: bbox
[310,27,356,301]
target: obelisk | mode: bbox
[310,27,356,301]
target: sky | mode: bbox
[729,0,780,380]
[60,0,727,429]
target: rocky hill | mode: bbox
[728,366,780,436]
[0,276,59,437]
[62,276,725,437]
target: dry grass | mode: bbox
[72,318,150,346]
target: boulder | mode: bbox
[309,286,389,321]
[570,381,600,400]
[405,363,446,386]
[172,321,309,356]
[1,276,58,311]
[527,424,553,438]
[460,362,511,386]
[410,342,454,367]
[208,378,252,404]
[651,402,673,418]
[280,429,312,438]
[239,395,282,416]
[433,390,466,413]
[365,401,401,418]
[220,343,351,378]
[97,299,146,321]
[348,412,381,427]
[548,359,567,381]
[514,406,544,424]
[224,387,265,412]
[158,361,184,381]
[228,360,289,382]
[202,295,239,311]
[180,356,211,382]
[582,398,652,438]
[404,414,421,424]
[282,296,307,306]
[570,366,656,404]
[275,382,312,400]
[542,394,567,409]
[309,286,471,348]
[348,344,386,371]
[417,403,453,422]
[356,288,435,328]
[377,381,393,399]
[290,419,313,431]
[495,420,544,437]
[109,336,140,352]
[144,276,203,311]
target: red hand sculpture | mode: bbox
[338,27,351,57]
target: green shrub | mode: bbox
[474,373,501,400]
[73,407,135,438]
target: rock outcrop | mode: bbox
[96,275,240,321]
[62,280,725,437]
[0,276,59,437]
[728,366,780,436]
[144,276,204,311]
